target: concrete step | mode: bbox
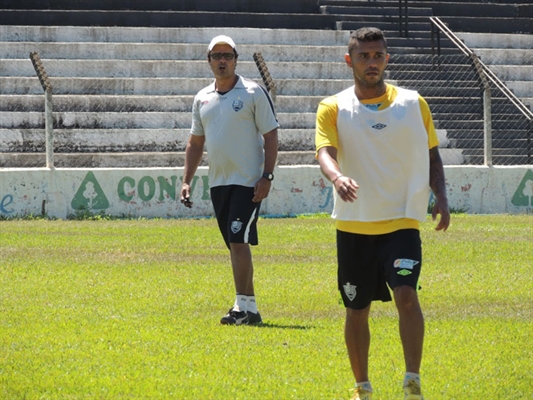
[4,95,524,128]
[0,147,464,168]
[388,71,478,81]
[397,79,480,88]
[0,122,468,153]
[0,0,321,13]
[0,111,317,130]
[504,82,533,98]
[418,96,508,105]
[0,25,350,46]
[337,21,431,32]
[0,128,319,153]
[1,94,194,112]
[458,32,533,50]
[487,65,533,81]
[387,63,473,72]
[0,10,343,30]
[520,98,533,109]
[0,42,352,63]
[0,94,326,114]
[0,151,320,168]
[388,54,472,65]
[319,5,433,17]
[436,119,527,130]
[386,37,458,49]
[473,49,533,66]
[433,102,528,114]
[441,17,533,34]
[0,59,353,80]
[329,1,521,18]
[446,131,532,143]
[415,87,484,98]
[0,77,354,96]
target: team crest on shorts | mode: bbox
[231,220,243,234]
[343,282,357,301]
[232,100,243,111]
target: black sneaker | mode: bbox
[247,311,263,325]
[220,308,249,325]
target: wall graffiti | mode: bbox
[0,194,14,214]
[1,167,532,218]
[72,172,211,211]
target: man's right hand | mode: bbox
[180,184,193,208]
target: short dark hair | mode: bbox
[348,27,387,55]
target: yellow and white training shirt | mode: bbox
[315,84,439,235]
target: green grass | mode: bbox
[1,214,532,399]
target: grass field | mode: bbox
[1,214,532,399]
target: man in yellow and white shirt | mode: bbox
[315,27,450,400]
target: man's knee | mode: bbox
[393,285,420,310]
[346,305,371,322]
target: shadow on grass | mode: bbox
[251,322,314,330]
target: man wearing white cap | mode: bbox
[181,35,279,326]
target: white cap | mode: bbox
[208,35,236,51]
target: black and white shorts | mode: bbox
[337,229,422,310]
[210,185,261,249]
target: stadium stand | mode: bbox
[1,0,532,167]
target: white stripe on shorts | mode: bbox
[243,207,257,243]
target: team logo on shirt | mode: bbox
[231,220,243,234]
[372,123,387,130]
[232,100,244,112]
[364,103,382,111]
[343,282,357,301]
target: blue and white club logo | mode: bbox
[232,100,244,112]
[231,220,243,234]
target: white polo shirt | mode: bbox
[191,75,279,188]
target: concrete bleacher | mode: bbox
[0,26,354,167]
[0,24,471,168]
[322,0,533,33]
[1,0,532,167]
[458,32,533,109]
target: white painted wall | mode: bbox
[0,166,532,219]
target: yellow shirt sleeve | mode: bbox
[419,95,439,149]
[315,95,339,156]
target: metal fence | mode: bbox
[426,17,533,166]
[388,51,532,166]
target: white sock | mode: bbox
[247,295,258,314]
[356,381,373,392]
[403,372,421,387]
[233,294,248,313]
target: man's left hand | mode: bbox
[252,178,272,203]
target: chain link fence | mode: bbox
[388,52,532,166]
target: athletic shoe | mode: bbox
[220,308,249,325]
[247,311,263,325]
[351,386,372,400]
[404,379,424,400]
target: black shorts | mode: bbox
[210,185,261,249]
[337,229,422,310]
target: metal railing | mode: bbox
[430,16,533,166]
[399,0,409,37]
